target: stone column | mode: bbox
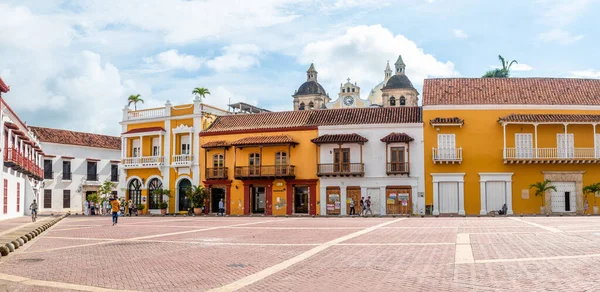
[432,181,440,216]
[320,186,327,216]
[340,187,347,216]
[458,181,465,216]
[479,180,487,215]
[506,180,513,215]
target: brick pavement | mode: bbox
[0,216,598,291]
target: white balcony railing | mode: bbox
[504,148,599,160]
[122,156,165,168]
[172,154,193,166]
[432,148,462,164]
[127,108,166,121]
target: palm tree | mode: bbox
[192,87,210,103]
[530,179,557,213]
[127,94,144,110]
[482,55,518,78]
[583,182,600,212]
[186,185,209,214]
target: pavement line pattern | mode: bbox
[338,242,454,246]
[455,233,474,264]
[0,272,138,292]
[206,218,405,292]
[476,253,600,264]
[509,217,562,233]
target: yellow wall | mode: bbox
[201,129,320,215]
[171,104,194,116]
[424,108,600,215]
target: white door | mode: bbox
[152,138,161,156]
[132,139,141,157]
[515,133,533,158]
[485,182,506,212]
[181,136,191,155]
[557,134,574,158]
[437,134,456,159]
[367,188,381,215]
[438,182,459,213]
[550,182,576,213]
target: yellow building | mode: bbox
[423,78,600,215]
[120,98,228,214]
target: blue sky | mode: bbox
[0,0,598,135]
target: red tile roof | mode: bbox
[110,160,121,164]
[30,126,121,150]
[380,133,414,143]
[203,107,422,134]
[423,78,600,106]
[61,156,75,159]
[498,114,600,123]
[87,158,101,162]
[230,135,297,146]
[201,140,231,148]
[311,133,368,144]
[122,127,165,135]
[0,77,9,93]
[429,117,464,125]
[4,122,18,130]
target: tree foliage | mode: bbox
[482,55,518,78]
[529,179,557,207]
[127,94,144,110]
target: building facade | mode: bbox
[292,64,331,111]
[121,98,229,214]
[423,78,600,215]
[30,127,123,213]
[0,78,45,219]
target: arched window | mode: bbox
[299,103,305,110]
[390,96,396,106]
[249,153,260,175]
[308,101,314,110]
[177,178,192,212]
[400,96,406,106]
[148,178,163,209]
[128,179,142,207]
[275,152,288,175]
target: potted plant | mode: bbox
[137,204,145,216]
[158,201,169,215]
[186,185,209,216]
[530,179,557,215]
[583,182,600,215]
[153,189,172,215]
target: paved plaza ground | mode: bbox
[0,215,598,291]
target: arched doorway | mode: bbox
[148,178,163,209]
[128,179,142,207]
[178,179,192,212]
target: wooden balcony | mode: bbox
[504,148,600,164]
[234,165,295,179]
[386,162,409,175]
[206,167,228,180]
[432,148,462,164]
[317,163,364,177]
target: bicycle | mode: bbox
[31,210,37,222]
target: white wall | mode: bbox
[1,167,27,219]
[40,142,123,213]
[318,123,425,215]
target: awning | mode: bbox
[311,133,368,144]
[4,122,18,130]
[231,135,297,147]
[201,140,231,149]
[429,117,464,126]
[380,133,414,143]
[61,156,75,160]
[498,114,600,124]
[122,127,165,135]
[86,158,101,162]
[110,160,121,164]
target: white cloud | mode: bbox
[207,44,262,72]
[537,0,592,27]
[511,64,534,71]
[538,29,584,45]
[300,25,459,99]
[452,29,468,39]
[570,69,600,78]
[325,0,391,10]
[145,49,203,72]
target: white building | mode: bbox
[0,77,45,219]
[29,126,123,214]
[314,108,425,216]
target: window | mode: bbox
[275,152,287,175]
[342,89,345,93]
[557,133,575,158]
[181,136,191,155]
[400,96,406,106]
[44,159,53,179]
[213,154,224,168]
[128,179,142,207]
[111,165,119,182]
[152,137,160,156]
[16,183,20,212]
[148,178,163,209]
[2,180,6,214]
[389,96,396,106]
[352,88,355,92]
[63,190,70,208]
[299,103,305,110]
[333,148,350,172]
[44,189,52,209]
[515,133,533,158]
[390,147,407,172]
[437,134,456,159]
[308,101,314,110]
[249,153,260,175]
[132,139,141,157]
[63,161,72,180]
[87,161,97,181]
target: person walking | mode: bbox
[110,195,120,226]
[217,198,225,216]
[127,200,133,217]
[365,196,373,216]
[84,199,89,216]
[103,199,109,216]
[349,199,355,216]
[359,197,364,216]
[29,200,38,222]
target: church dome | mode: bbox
[367,80,385,105]
[382,74,415,90]
[295,80,327,96]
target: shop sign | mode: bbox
[329,194,339,202]
[327,204,334,211]
[334,201,341,209]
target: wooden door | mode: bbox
[346,187,361,215]
[334,148,350,172]
[326,187,341,215]
[386,187,412,215]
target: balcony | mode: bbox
[504,148,600,164]
[386,162,409,175]
[432,148,462,164]
[122,156,165,168]
[63,172,72,181]
[234,165,295,179]
[206,167,228,180]
[317,163,364,177]
[172,154,193,167]
[126,108,166,121]
[44,171,53,180]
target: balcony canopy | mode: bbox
[498,114,600,125]
[380,132,414,143]
[122,127,166,135]
[201,140,231,149]
[311,133,368,145]
[429,117,464,127]
[231,135,297,147]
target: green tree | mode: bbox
[482,55,518,78]
[186,185,209,209]
[99,181,115,198]
[127,94,144,110]
[530,180,557,212]
[192,87,210,103]
[583,182,600,210]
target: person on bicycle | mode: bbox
[30,200,38,221]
